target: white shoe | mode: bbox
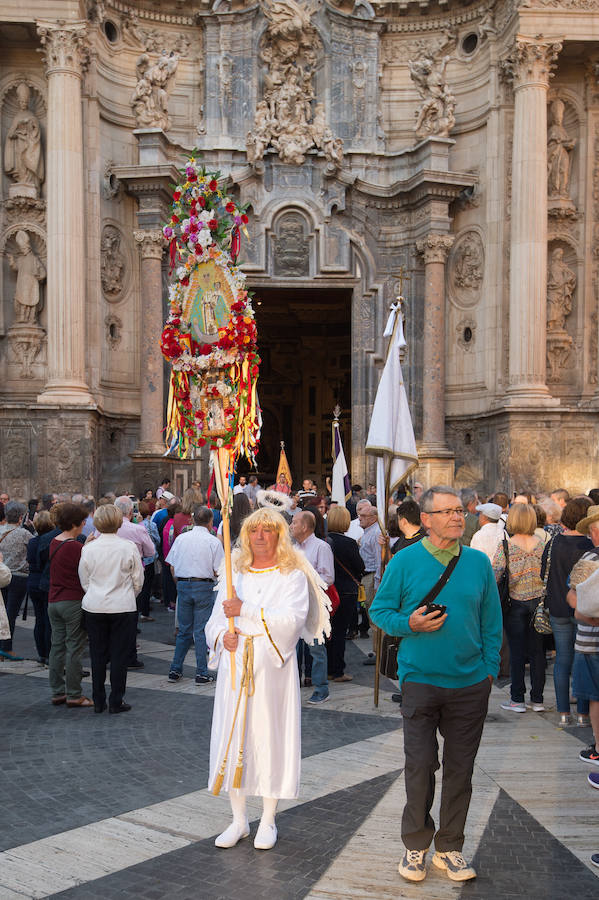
[530,703,545,712]
[254,822,277,850]
[214,820,250,848]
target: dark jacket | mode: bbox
[542,532,592,618]
[327,532,365,597]
[391,527,427,556]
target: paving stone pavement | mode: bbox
[1,606,598,899]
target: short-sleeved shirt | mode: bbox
[166,526,224,579]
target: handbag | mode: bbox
[379,548,462,679]
[331,549,366,606]
[325,584,340,617]
[533,535,555,635]
[497,537,511,615]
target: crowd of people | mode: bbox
[1,476,598,875]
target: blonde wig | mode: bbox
[235,507,303,574]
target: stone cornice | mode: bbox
[416,233,455,264]
[37,20,89,78]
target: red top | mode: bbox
[173,512,192,538]
[49,538,84,604]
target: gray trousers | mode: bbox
[48,600,87,701]
[401,678,491,852]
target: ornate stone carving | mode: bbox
[246,0,343,169]
[8,231,46,326]
[3,83,44,200]
[102,160,123,201]
[100,225,126,300]
[546,246,576,381]
[133,229,164,260]
[456,317,477,351]
[37,21,89,77]
[590,308,598,385]
[105,314,123,350]
[7,327,46,378]
[131,52,179,131]
[447,230,485,309]
[273,213,310,277]
[122,12,192,57]
[416,233,454,265]
[500,37,562,90]
[351,54,367,139]
[547,98,576,214]
[409,42,456,140]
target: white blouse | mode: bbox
[79,533,144,614]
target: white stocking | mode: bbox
[260,796,278,827]
[230,790,247,825]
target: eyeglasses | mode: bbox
[427,507,466,517]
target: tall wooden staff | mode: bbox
[160,158,261,693]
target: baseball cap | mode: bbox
[475,502,502,521]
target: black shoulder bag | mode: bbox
[497,537,511,617]
[380,548,462,679]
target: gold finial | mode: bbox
[333,404,341,421]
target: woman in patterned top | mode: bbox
[492,503,545,713]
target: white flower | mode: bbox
[198,210,211,224]
[176,266,187,281]
[196,229,212,248]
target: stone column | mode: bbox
[415,233,455,486]
[36,20,94,406]
[505,37,562,404]
[133,230,165,455]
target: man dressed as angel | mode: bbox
[206,506,330,851]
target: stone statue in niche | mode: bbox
[246,0,343,169]
[131,51,179,131]
[547,99,575,201]
[409,45,456,140]
[274,214,309,277]
[8,231,46,325]
[100,225,126,299]
[4,83,44,199]
[454,235,484,291]
[547,247,576,332]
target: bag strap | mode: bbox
[49,538,76,564]
[333,554,361,586]
[421,546,462,607]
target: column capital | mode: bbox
[37,20,89,78]
[416,233,454,265]
[501,37,562,91]
[134,229,165,260]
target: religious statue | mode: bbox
[201,290,219,334]
[546,247,576,332]
[3,83,44,198]
[547,99,575,200]
[8,231,46,326]
[100,226,126,299]
[131,51,179,131]
[409,49,456,140]
[246,0,343,169]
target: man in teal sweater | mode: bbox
[370,486,502,885]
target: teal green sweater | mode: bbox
[370,541,502,688]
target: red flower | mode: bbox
[209,179,218,192]
[198,196,206,208]
[226,201,236,213]
[171,215,179,224]
[180,276,189,286]
[208,219,218,231]
[241,214,249,224]
[173,190,181,201]
[198,438,206,447]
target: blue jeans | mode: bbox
[307,639,328,700]
[551,615,589,714]
[504,599,545,704]
[170,581,215,676]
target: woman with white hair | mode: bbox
[206,507,328,852]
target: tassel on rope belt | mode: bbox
[212,633,261,796]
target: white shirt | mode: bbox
[166,526,224,578]
[298,532,334,586]
[470,520,505,562]
[79,533,144,614]
[345,518,364,542]
[233,484,246,495]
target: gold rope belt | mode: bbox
[212,633,259,796]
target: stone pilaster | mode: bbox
[415,233,455,486]
[504,36,562,405]
[133,230,165,455]
[36,20,94,406]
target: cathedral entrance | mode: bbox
[247,286,352,492]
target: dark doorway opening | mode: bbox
[244,286,352,492]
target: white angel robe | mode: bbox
[206,566,309,799]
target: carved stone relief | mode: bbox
[100,224,127,301]
[3,82,44,200]
[447,230,484,309]
[3,228,47,379]
[273,212,310,277]
[408,34,456,140]
[246,0,343,169]
[105,313,123,350]
[456,317,477,352]
[546,244,576,382]
[131,51,179,131]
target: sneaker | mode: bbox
[531,703,545,712]
[588,772,599,790]
[306,693,329,705]
[333,674,353,682]
[580,744,599,766]
[501,700,526,713]
[398,849,427,882]
[140,615,155,622]
[577,714,590,727]
[432,851,477,882]
[195,674,216,684]
[559,713,572,726]
[591,853,599,869]
[168,670,182,682]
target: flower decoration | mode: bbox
[160,156,260,461]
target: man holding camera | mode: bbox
[370,486,502,885]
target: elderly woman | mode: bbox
[206,507,326,852]
[79,504,144,714]
[48,502,90,707]
[326,505,365,681]
[492,503,546,713]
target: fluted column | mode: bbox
[505,37,562,403]
[36,20,94,405]
[417,234,455,446]
[134,230,165,454]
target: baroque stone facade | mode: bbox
[1,0,599,497]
